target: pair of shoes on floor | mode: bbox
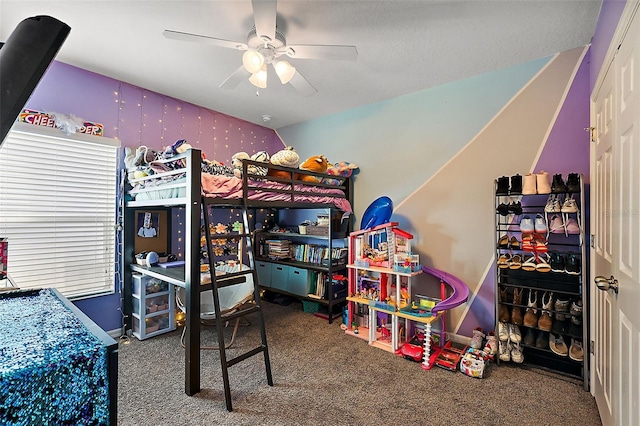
[499,339,524,363]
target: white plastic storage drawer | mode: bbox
[287,267,309,296]
[256,261,272,288]
[271,264,289,292]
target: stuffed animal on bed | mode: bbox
[267,146,300,179]
[297,155,328,182]
[232,151,270,178]
[322,161,359,185]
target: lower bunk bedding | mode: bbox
[127,150,352,212]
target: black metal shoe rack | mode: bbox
[493,174,588,391]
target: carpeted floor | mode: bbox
[117,299,601,425]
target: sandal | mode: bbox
[536,254,551,272]
[509,254,522,270]
[497,254,511,269]
[509,236,520,250]
[533,234,548,253]
[522,255,537,272]
[498,235,509,249]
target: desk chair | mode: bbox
[175,263,254,350]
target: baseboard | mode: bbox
[107,329,122,339]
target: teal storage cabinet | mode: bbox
[271,264,288,292]
[288,266,309,296]
[256,261,272,288]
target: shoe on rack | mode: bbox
[536,171,551,194]
[509,236,521,250]
[483,331,498,356]
[509,323,522,343]
[496,176,510,195]
[497,254,511,269]
[566,173,581,193]
[511,342,524,363]
[523,290,538,328]
[570,299,583,317]
[470,327,485,349]
[509,254,522,270]
[549,252,566,273]
[561,196,579,213]
[522,173,537,195]
[554,298,571,321]
[551,174,568,194]
[565,253,581,275]
[519,216,535,234]
[535,253,552,273]
[549,334,568,356]
[521,255,537,272]
[498,234,509,249]
[538,292,554,331]
[498,321,510,341]
[508,201,523,215]
[565,218,581,235]
[569,321,583,338]
[499,340,511,362]
[544,194,561,213]
[535,330,549,349]
[569,339,584,362]
[549,214,565,234]
[511,288,524,325]
[510,174,523,195]
[523,328,535,346]
[496,203,510,216]
[551,318,569,335]
[534,213,548,234]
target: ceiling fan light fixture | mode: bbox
[242,50,264,74]
[274,60,296,84]
[249,64,268,89]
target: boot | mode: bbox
[522,173,537,195]
[496,176,509,195]
[536,171,551,194]
[566,173,580,193]
[538,291,554,331]
[551,174,567,193]
[483,331,498,356]
[510,174,523,195]
[498,287,510,322]
[523,289,538,328]
[511,287,524,325]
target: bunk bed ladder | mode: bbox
[201,200,273,412]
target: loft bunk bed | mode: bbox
[122,148,353,406]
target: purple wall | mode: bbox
[590,0,626,91]
[24,61,282,333]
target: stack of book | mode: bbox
[265,239,291,260]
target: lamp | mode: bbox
[242,50,264,74]
[249,64,267,89]
[274,60,296,84]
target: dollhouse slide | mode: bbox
[421,266,470,314]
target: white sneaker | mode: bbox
[499,340,511,362]
[509,324,522,343]
[498,322,509,341]
[561,196,579,213]
[511,342,524,363]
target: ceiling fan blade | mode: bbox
[219,65,251,89]
[287,44,358,61]
[163,29,247,50]
[288,71,317,97]
[251,0,277,41]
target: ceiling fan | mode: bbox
[162,0,357,96]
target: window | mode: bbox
[0,123,120,299]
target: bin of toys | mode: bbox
[460,348,489,378]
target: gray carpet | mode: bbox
[117,299,601,425]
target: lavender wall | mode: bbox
[24,61,282,333]
[589,0,626,92]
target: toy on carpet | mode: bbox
[298,155,328,182]
[323,161,359,185]
[267,146,300,179]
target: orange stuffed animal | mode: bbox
[298,155,328,182]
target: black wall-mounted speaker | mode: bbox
[0,15,70,144]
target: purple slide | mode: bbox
[422,265,470,314]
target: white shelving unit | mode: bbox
[131,273,176,340]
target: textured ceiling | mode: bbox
[0,0,602,129]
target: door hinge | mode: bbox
[590,233,595,249]
[590,340,595,355]
[585,126,596,142]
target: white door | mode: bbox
[591,5,640,425]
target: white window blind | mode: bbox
[0,123,120,299]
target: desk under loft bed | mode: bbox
[122,148,353,407]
